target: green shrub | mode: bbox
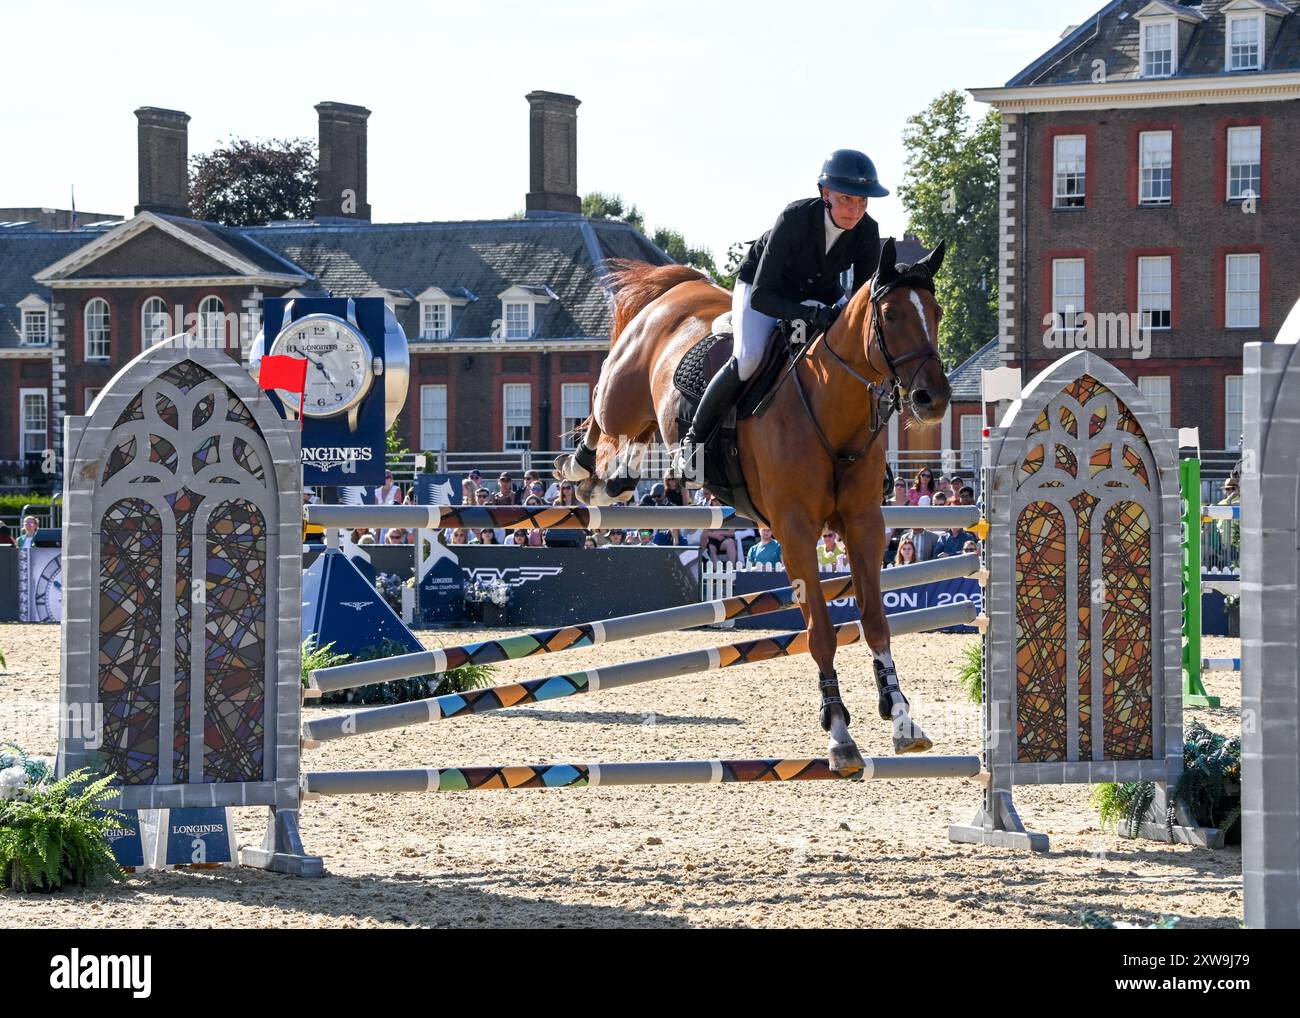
[956,640,982,703]
[305,636,494,707]
[0,764,124,893]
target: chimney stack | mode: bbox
[314,101,372,221]
[525,91,581,216]
[134,107,191,217]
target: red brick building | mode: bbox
[971,0,1300,455]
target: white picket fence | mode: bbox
[701,561,852,627]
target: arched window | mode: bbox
[199,296,225,344]
[141,297,170,348]
[84,298,111,360]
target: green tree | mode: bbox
[189,137,317,226]
[582,192,644,232]
[713,241,748,291]
[898,91,1000,367]
[582,192,723,278]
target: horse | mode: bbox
[555,238,952,775]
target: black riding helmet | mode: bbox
[818,149,890,198]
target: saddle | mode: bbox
[672,319,793,526]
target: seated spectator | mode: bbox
[357,533,377,545]
[476,487,493,503]
[607,529,628,547]
[892,538,918,567]
[449,528,471,545]
[699,524,738,564]
[816,530,844,569]
[487,473,519,506]
[461,478,478,505]
[527,529,545,547]
[553,482,580,507]
[935,525,976,557]
[383,527,408,545]
[526,480,548,502]
[962,540,978,554]
[746,526,782,567]
[937,475,954,501]
[375,471,401,506]
[467,468,484,492]
[906,527,941,562]
[890,478,908,505]
[523,494,546,507]
[932,491,949,506]
[662,474,685,506]
[584,536,598,549]
[476,528,500,545]
[907,468,936,506]
[509,531,528,546]
[640,482,669,507]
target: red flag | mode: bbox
[258,354,308,395]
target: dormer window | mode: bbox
[415,286,472,340]
[497,284,556,341]
[1142,20,1175,77]
[1227,11,1264,70]
[18,295,49,346]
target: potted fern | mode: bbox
[1,745,124,892]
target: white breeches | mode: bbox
[731,281,849,382]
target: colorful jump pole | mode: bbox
[304,503,985,534]
[309,552,984,695]
[1180,458,1220,708]
[303,754,984,797]
[303,601,980,744]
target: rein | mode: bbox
[791,275,944,469]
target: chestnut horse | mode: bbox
[556,239,952,774]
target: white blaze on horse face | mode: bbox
[909,291,932,345]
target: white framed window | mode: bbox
[84,387,102,413]
[959,414,983,470]
[1053,136,1086,209]
[560,383,590,451]
[1137,376,1172,427]
[84,298,110,360]
[20,389,48,458]
[1141,19,1175,77]
[21,309,48,346]
[1227,13,1263,71]
[420,302,449,340]
[198,296,224,344]
[503,383,532,450]
[1227,126,1262,201]
[420,384,448,452]
[1225,375,1244,451]
[1052,258,1086,334]
[1138,256,1172,331]
[504,302,532,340]
[1225,253,1260,329]
[141,296,170,347]
[1139,131,1173,206]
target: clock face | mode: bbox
[35,554,62,623]
[270,316,371,418]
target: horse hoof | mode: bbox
[554,454,590,482]
[892,716,934,755]
[828,738,866,777]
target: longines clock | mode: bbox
[250,296,409,485]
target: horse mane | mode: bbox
[602,258,710,343]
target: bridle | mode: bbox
[791,270,945,468]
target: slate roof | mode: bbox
[160,215,309,277]
[947,337,1003,402]
[243,217,671,340]
[1007,0,1300,86]
[0,224,116,345]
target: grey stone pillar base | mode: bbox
[949,790,1049,852]
[238,808,324,877]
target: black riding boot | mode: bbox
[680,357,743,475]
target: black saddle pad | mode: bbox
[672,324,789,416]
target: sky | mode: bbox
[1,0,1105,262]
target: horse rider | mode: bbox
[678,149,889,471]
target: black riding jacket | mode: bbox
[735,197,882,321]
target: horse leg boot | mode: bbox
[839,511,933,755]
[555,420,602,482]
[777,528,865,776]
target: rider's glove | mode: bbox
[805,303,841,338]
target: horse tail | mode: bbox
[602,258,710,344]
